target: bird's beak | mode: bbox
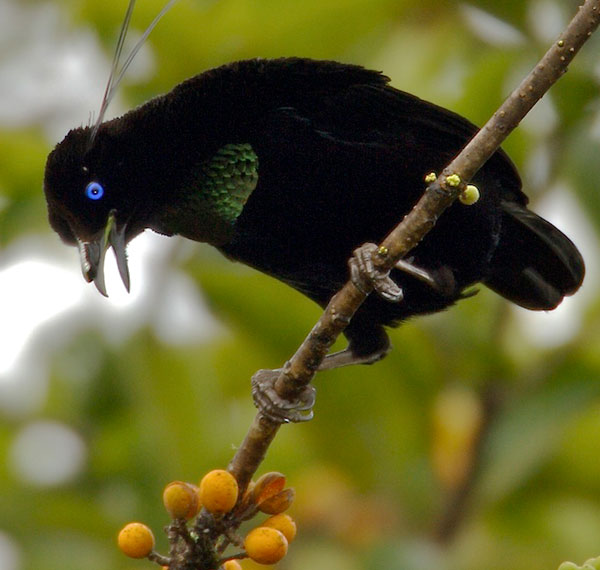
[78,210,130,297]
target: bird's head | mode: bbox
[43,125,144,296]
[42,0,185,297]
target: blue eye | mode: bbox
[85,181,105,201]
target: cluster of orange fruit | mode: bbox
[117,469,296,568]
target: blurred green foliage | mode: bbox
[1,1,599,570]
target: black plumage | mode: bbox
[44,58,585,363]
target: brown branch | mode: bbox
[228,0,600,492]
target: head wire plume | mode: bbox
[80,0,179,297]
[88,0,180,146]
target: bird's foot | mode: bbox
[251,368,316,423]
[318,344,390,370]
[349,243,404,302]
[350,243,456,300]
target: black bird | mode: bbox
[43,57,585,376]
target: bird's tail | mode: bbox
[483,201,585,310]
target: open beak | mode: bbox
[78,210,130,297]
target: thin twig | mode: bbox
[228,0,600,492]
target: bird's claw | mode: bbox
[349,243,404,302]
[251,369,316,423]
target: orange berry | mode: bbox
[199,469,239,514]
[258,487,295,515]
[260,513,297,543]
[223,560,243,570]
[117,522,155,559]
[244,527,288,565]
[252,472,285,505]
[163,481,200,520]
